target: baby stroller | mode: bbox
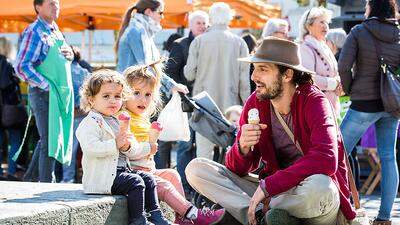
[180,92,237,208]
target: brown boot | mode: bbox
[373,220,392,225]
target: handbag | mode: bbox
[272,106,370,225]
[366,27,400,118]
[0,85,28,129]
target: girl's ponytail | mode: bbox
[115,5,136,58]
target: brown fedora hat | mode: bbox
[239,37,315,75]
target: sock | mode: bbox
[185,206,198,220]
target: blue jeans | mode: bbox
[24,87,55,182]
[175,128,195,193]
[61,116,84,183]
[0,128,22,176]
[340,109,399,220]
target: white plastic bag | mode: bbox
[157,92,190,142]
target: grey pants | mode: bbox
[185,158,340,225]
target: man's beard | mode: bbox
[256,76,284,100]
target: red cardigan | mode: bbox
[225,83,356,220]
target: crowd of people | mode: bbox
[0,0,399,225]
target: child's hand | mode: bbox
[149,142,158,155]
[116,131,128,150]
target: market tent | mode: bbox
[194,0,280,29]
[0,0,192,33]
[0,0,280,33]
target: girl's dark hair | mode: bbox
[115,0,162,56]
[242,33,257,54]
[366,0,398,20]
[33,0,44,14]
[277,65,313,86]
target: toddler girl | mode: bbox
[75,69,174,225]
[122,63,225,225]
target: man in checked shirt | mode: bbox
[14,0,73,183]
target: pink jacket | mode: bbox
[300,35,341,117]
[225,83,356,220]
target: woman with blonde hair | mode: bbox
[299,7,341,117]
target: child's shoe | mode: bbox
[130,216,155,225]
[193,207,225,225]
[174,217,194,225]
[148,209,176,225]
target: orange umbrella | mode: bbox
[0,0,192,32]
[0,0,280,33]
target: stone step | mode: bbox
[0,181,174,225]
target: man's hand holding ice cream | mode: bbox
[239,108,267,155]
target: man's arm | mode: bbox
[14,29,49,90]
[184,38,199,82]
[225,96,262,176]
[263,93,339,197]
[166,41,185,83]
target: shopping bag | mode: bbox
[157,92,190,142]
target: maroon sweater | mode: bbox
[225,83,356,220]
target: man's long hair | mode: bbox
[277,65,313,86]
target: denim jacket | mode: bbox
[117,16,176,98]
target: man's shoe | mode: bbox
[373,219,392,225]
[265,208,301,225]
[7,174,21,181]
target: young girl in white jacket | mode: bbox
[76,69,174,225]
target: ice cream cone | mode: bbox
[118,112,131,134]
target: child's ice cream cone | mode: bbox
[149,121,163,143]
[248,108,259,151]
[118,112,131,134]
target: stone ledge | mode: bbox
[0,181,174,225]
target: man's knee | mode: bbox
[185,157,216,185]
[302,174,337,194]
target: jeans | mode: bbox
[340,109,399,220]
[111,168,160,223]
[0,128,23,176]
[24,87,55,183]
[175,128,195,193]
[155,141,173,169]
[61,116,84,183]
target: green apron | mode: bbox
[35,28,74,164]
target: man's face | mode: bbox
[36,0,60,22]
[190,17,207,37]
[251,63,284,100]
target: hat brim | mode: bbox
[238,56,316,75]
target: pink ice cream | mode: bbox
[149,121,163,143]
[118,112,131,133]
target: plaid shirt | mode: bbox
[14,17,64,90]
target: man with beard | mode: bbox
[184,38,356,225]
